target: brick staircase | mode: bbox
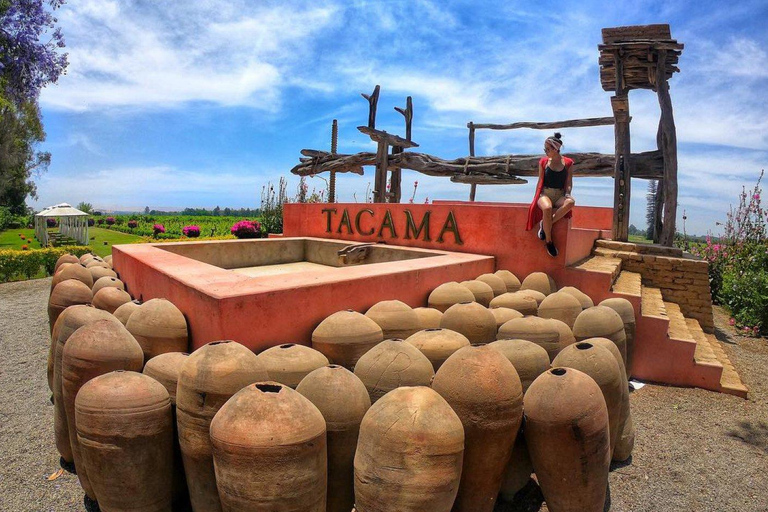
[564,240,748,399]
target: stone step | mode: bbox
[705,332,749,399]
[664,301,694,342]
[595,239,684,257]
[570,255,622,283]
[640,285,667,319]
[685,318,721,367]
[612,270,641,297]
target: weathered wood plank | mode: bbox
[470,117,615,131]
[602,24,671,43]
[451,175,527,185]
[611,95,632,241]
[357,126,419,148]
[656,50,678,247]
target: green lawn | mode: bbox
[0,228,43,250]
[628,234,653,244]
[0,227,143,256]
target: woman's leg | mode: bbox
[537,195,553,242]
[552,196,575,224]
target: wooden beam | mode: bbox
[361,85,380,129]
[357,126,418,148]
[470,117,615,131]
[468,122,476,201]
[373,140,388,203]
[602,24,671,43]
[656,50,678,247]
[451,175,527,185]
[611,95,632,242]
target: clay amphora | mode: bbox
[62,320,144,499]
[79,253,95,264]
[524,367,610,512]
[75,371,173,511]
[491,307,524,332]
[48,279,93,334]
[353,339,435,403]
[538,291,582,328]
[113,300,141,326]
[573,306,627,367]
[489,292,538,316]
[365,300,421,339]
[440,301,497,345]
[520,272,557,296]
[553,342,624,457]
[88,265,117,282]
[176,340,268,512]
[599,298,636,374]
[413,307,443,329]
[296,366,371,512]
[404,328,470,371]
[51,263,93,292]
[432,346,523,512]
[85,259,110,269]
[104,255,113,267]
[126,298,188,362]
[354,386,464,512]
[258,343,329,388]
[559,286,594,309]
[92,286,132,314]
[91,276,125,295]
[311,310,383,370]
[499,430,534,501]
[498,316,561,361]
[428,281,475,312]
[460,279,494,307]
[210,382,327,512]
[475,273,507,297]
[518,288,546,306]
[55,253,79,273]
[494,270,521,293]
[549,318,577,353]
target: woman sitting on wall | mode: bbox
[525,133,575,257]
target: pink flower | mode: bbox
[753,194,760,200]
[729,318,735,326]
[409,198,414,204]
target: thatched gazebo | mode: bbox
[34,203,89,247]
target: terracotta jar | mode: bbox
[499,430,534,501]
[553,342,624,457]
[497,316,561,361]
[103,255,113,267]
[365,300,421,339]
[494,270,521,293]
[55,253,80,273]
[176,340,269,512]
[489,292,538,316]
[428,281,475,312]
[404,328,470,371]
[311,310,383,370]
[354,386,464,512]
[48,279,93,334]
[113,300,142,326]
[92,286,132,314]
[413,307,443,329]
[79,253,96,264]
[51,263,93,291]
[258,343,329,388]
[476,273,507,297]
[62,320,144,500]
[127,298,188,362]
[524,367,611,512]
[210,382,327,512]
[491,307,524,331]
[85,259,110,269]
[440,301,497,345]
[460,280,494,307]
[559,286,594,310]
[432,346,523,512]
[75,371,173,512]
[88,265,117,282]
[550,318,577,353]
[599,298,636,374]
[573,306,628,367]
[520,272,557,296]
[354,339,435,403]
[91,276,125,296]
[518,288,546,306]
[538,291,583,328]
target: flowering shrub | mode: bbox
[182,225,201,238]
[87,218,94,227]
[97,218,104,225]
[106,217,116,225]
[0,246,91,283]
[231,220,262,239]
[46,218,57,228]
[127,220,138,229]
[20,235,25,240]
[153,224,166,237]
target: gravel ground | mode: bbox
[1,277,766,511]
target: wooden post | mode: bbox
[361,85,380,129]
[611,94,632,241]
[373,140,389,203]
[391,96,413,203]
[329,119,338,203]
[468,122,477,201]
[656,50,678,246]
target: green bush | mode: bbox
[720,265,768,335]
[0,246,91,283]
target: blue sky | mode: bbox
[34,0,768,234]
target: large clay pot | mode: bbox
[354,386,464,512]
[428,281,475,312]
[85,259,109,269]
[489,292,538,316]
[550,318,577,353]
[127,298,188,362]
[91,276,125,296]
[365,300,421,339]
[524,367,611,512]
[440,301,497,345]
[413,307,443,329]
[297,366,371,512]
[573,306,628,367]
[432,346,523,512]
[311,310,383,370]
[553,342,624,457]
[258,343,329,388]
[538,291,582,328]
[491,307,523,331]
[75,371,174,512]
[499,430,534,501]
[599,298,636,374]
[354,339,435,403]
[176,340,269,512]
[476,273,507,297]
[79,253,95,264]
[404,328,470,371]
[92,286,132,314]
[498,316,561,361]
[88,265,117,282]
[51,263,93,291]
[559,286,594,310]
[48,279,93,334]
[520,272,557,296]
[210,382,327,512]
[518,288,546,306]
[495,270,521,293]
[113,300,141,326]
[55,253,79,273]
[460,280,494,307]
[62,320,144,500]
[104,254,113,266]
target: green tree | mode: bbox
[76,201,93,214]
